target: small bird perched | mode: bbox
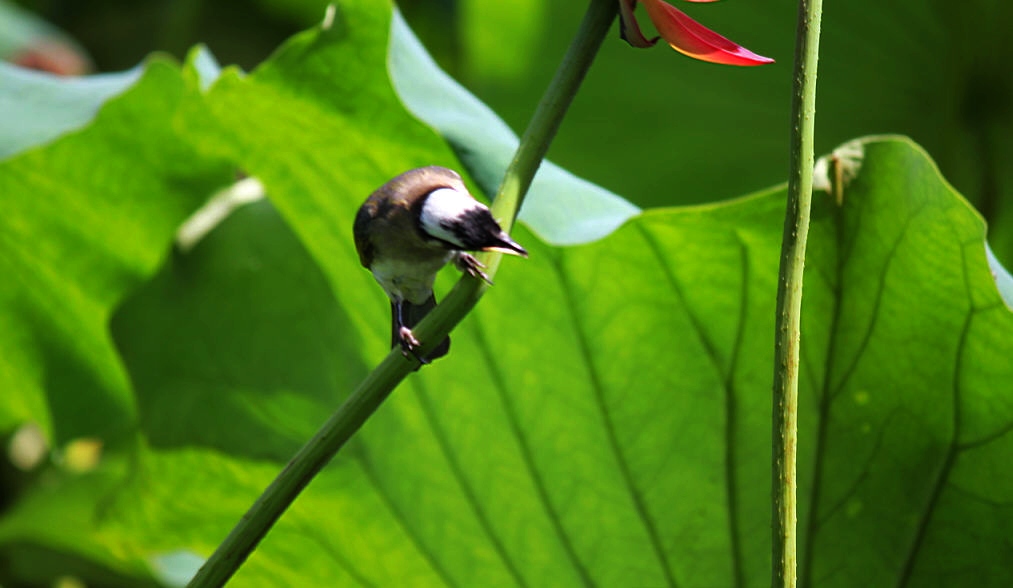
[353,166,528,363]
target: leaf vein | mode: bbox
[412,377,529,587]
[355,450,460,588]
[550,246,679,588]
[469,316,597,586]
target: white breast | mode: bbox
[370,253,454,304]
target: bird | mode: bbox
[353,166,528,364]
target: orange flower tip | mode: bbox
[672,45,775,67]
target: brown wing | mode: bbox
[354,166,468,269]
[353,200,376,268]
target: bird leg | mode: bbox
[394,301,429,364]
[455,253,493,285]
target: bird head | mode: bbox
[417,184,528,257]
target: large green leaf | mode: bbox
[0,64,140,159]
[796,138,1013,586]
[1,1,1011,586]
[0,56,232,443]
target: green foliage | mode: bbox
[10,0,1012,261]
[0,63,141,158]
[433,0,1013,264]
[1,1,1011,586]
[457,0,545,83]
[389,9,639,246]
[0,57,233,443]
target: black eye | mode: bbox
[452,208,504,249]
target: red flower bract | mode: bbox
[619,0,774,66]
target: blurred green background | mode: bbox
[4,0,1012,264]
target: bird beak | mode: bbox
[483,232,529,258]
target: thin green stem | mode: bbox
[187,352,413,588]
[492,0,616,229]
[772,2,823,588]
[186,2,617,586]
[413,0,616,344]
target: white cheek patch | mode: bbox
[419,187,485,247]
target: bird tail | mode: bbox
[390,294,450,362]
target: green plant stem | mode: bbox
[491,0,616,229]
[772,1,823,588]
[186,2,617,586]
[414,0,616,344]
